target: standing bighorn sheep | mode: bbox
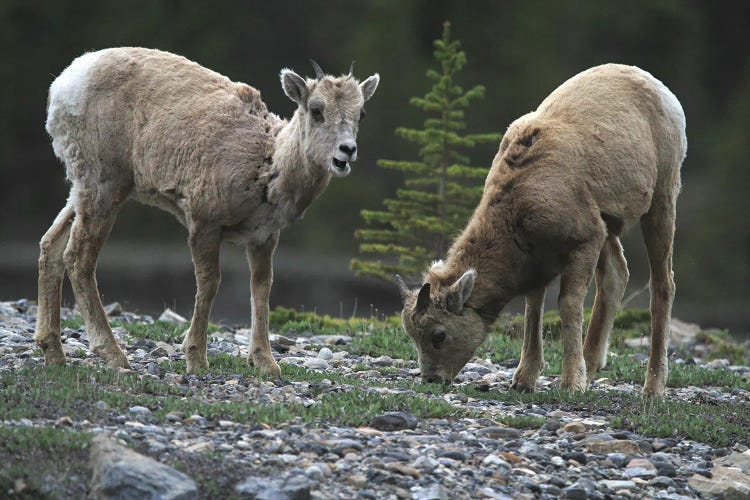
[36,48,379,375]
[399,64,686,396]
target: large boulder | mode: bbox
[89,435,197,499]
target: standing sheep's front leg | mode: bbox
[183,228,221,374]
[245,232,281,377]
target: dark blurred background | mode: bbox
[0,1,747,335]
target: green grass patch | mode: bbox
[61,317,223,343]
[0,427,91,499]
[346,326,417,361]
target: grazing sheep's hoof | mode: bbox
[510,367,541,393]
[184,344,209,373]
[249,350,282,377]
[93,345,131,369]
[559,374,588,392]
[185,356,209,374]
[37,338,67,366]
[642,379,666,397]
[509,380,535,393]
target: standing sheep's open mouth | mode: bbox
[329,158,351,177]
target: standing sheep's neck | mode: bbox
[269,113,332,220]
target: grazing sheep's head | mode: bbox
[398,269,488,384]
[280,60,379,178]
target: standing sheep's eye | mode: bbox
[310,105,324,123]
[432,331,446,350]
[359,108,366,121]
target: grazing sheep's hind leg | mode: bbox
[63,202,129,369]
[583,236,629,381]
[182,228,221,374]
[511,287,546,392]
[245,233,281,377]
[35,202,75,366]
[641,198,677,397]
[558,241,603,391]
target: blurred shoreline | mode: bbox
[1,242,747,339]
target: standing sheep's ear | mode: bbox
[360,74,380,101]
[280,69,308,106]
[446,269,476,314]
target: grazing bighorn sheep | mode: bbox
[399,64,685,396]
[36,48,379,375]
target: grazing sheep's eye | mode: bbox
[359,108,366,121]
[432,331,446,350]
[310,105,324,123]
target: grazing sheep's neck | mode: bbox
[269,113,332,218]
[431,210,525,326]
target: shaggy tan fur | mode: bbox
[400,64,686,396]
[36,48,379,374]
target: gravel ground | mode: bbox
[1,299,750,499]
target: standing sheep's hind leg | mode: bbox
[182,228,222,374]
[583,236,629,382]
[35,202,75,365]
[245,233,281,377]
[63,203,129,369]
[558,241,602,391]
[641,198,677,397]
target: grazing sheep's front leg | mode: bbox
[558,242,602,391]
[583,236,629,381]
[511,287,546,392]
[245,232,281,377]
[641,199,677,397]
[183,228,221,374]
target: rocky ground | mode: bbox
[1,298,750,499]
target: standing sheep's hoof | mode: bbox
[37,338,67,366]
[249,351,282,377]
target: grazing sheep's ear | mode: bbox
[416,282,431,314]
[360,74,380,101]
[395,275,409,301]
[280,69,308,106]
[447,269,476,314]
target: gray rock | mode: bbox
[158,308,188,324]
[89,435,197,499]
[302,358,330,370]
[601,479,636,491]
[370,412,418,431]
[235,475,311,499]
[317,347,333,360]
[562,486,587,500]
[476,426,522,439]
[688,465,750,498]
[104,302,123,316]
[413,483,449,500]
[412,455,439,473]
[129,406,151,416]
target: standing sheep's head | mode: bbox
[280,60,379,178]
[398,269,489,384]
